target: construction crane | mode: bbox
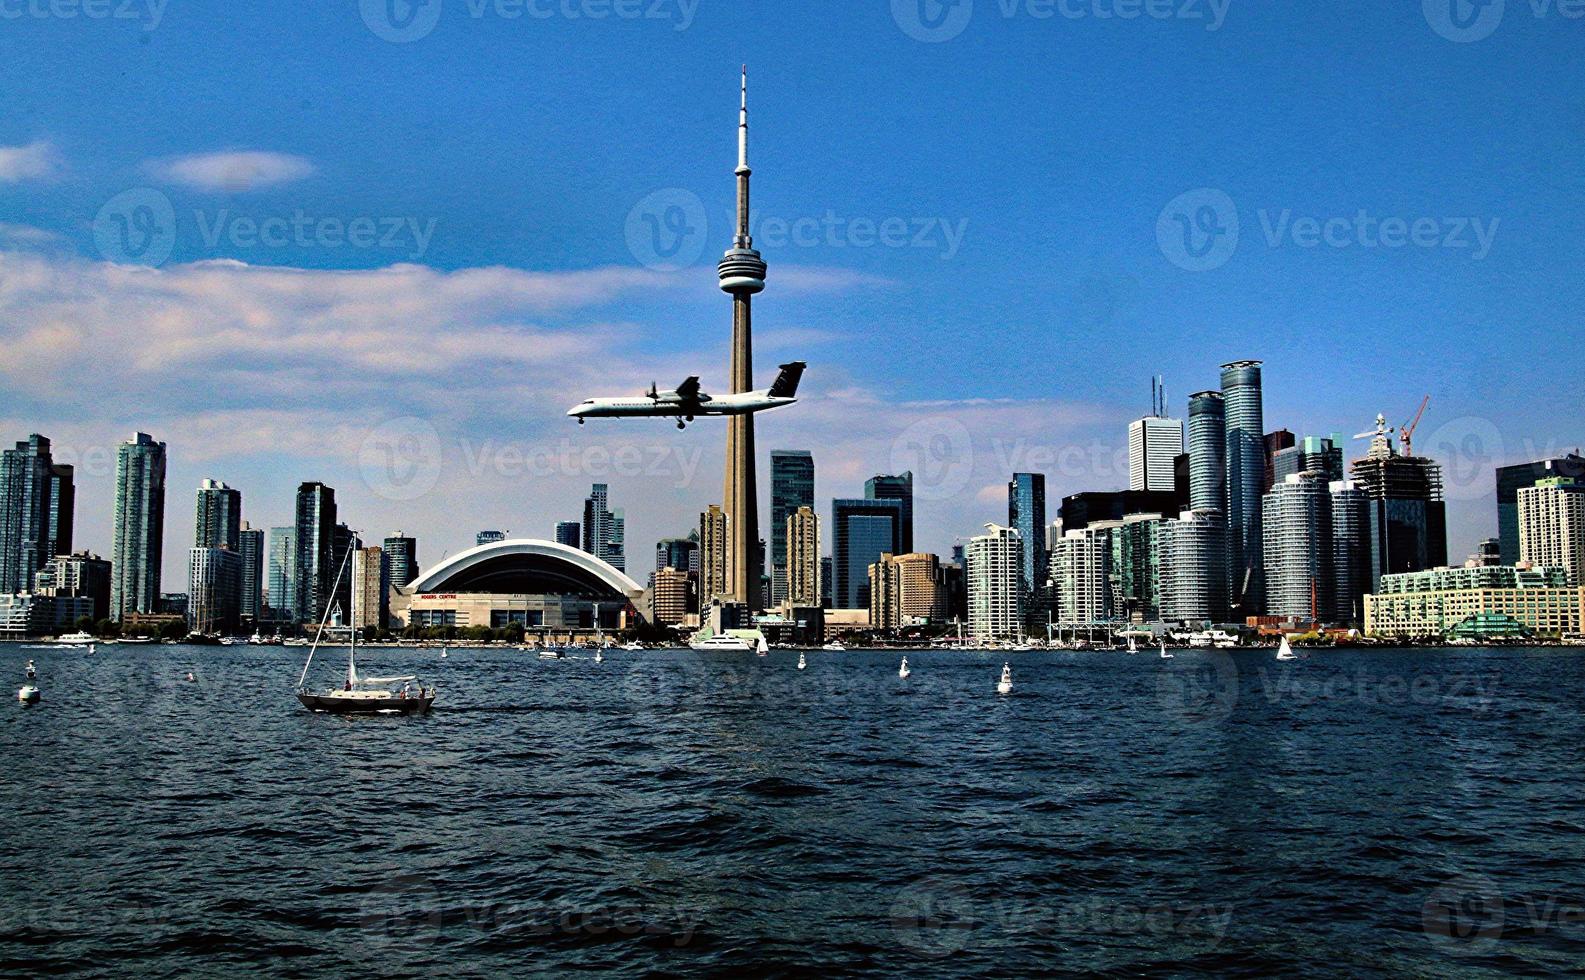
[1399,396,1430,458]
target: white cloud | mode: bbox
[150,151,316,192]
[0,140,58,182]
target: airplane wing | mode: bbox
[676,376,702,402]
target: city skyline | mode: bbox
[2,8,1582,585]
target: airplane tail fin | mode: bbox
[769,361,806,399]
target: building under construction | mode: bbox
[1349,419,1448,589]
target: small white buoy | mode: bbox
[440,647,448,659]
[1159,641,1173,660]
[88,643,96,655]
[898,657,911,679]
[185,671,196,683]
[997,662,1013,695]
[797,652,807,670]
[594,649,604,664]
[18,684,40,703]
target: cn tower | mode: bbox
[718,66,768,610]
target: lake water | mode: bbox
[2,642,1582,976]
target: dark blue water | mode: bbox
[2,642,1583,976]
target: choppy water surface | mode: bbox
[2,642,1583,976]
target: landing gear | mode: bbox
[676,420,687,430]
[577,418,585,425]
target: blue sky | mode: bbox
[1,1,1581,584]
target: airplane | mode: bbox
[569,361,806,429]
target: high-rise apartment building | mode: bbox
[0,435,60,596]
[967,524,1023,641]
[1187,390,1226,513]
[238,522,264,625]
[294,482,336,624]
[1330,481,1371,624]
[1160,509,1230,623]
[1053,522,1117,625]
[34,551,112,623]
[1496,454,1585,564]
[352,546,386,629]
[1272,435,1345,485]
[268,526,296,621]
[46,463,73,561]
[188,546,242,635]
[1349,422,1448,589]
[656,537,699,579]
[1518,477,1585,587]
[111,433,167,621]
[1221,360,1265,614]
[787,505,820,607]
[554,522,581,549]
[194,479,242,551]
[383,534,418,589]
[1007,473,1047,613]
[582,484,625,572]
[770,450,815,605]
[651,566,693,626]
[699,505,729,603]
[1262,471,1334,621]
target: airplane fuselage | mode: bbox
[569,393,796,421]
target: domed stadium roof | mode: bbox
[407,539,641,598]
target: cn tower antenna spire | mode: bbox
[737,65,750,177]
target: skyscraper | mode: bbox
[1109,513,1165,623]
[699,504,729,603]
[864,473,914,554]
[1350,419,1448,589]
[1187,390,1226,512]
[787,505,820,607]
[0,435,58,596]
[967,524,1023,641]
[582,484,625,572]
[554,521,580,549]
[1330,480,1370,624]
[1496,454,1585,564]
[268,526,296,621]
[331,523,359,624]
[111,433,166,621]
[46,463,73,561]
[1272,435,1346,485]
[1007,473,1047,613]
[1262,429,1296,495]
[1160,509,1230,624]
[194,479,242,551]
[188,546,242,634]
[770,450,815,605]
[352,546,386,629]
[383,533,418,589]
[1262,472,1334,621]
[831,497,903,610]
[719,68,770,611]
[1518,477,1585,587]
[656,537,699,580]
[1129,418,1184,493]
[1221,360,1265,614]
[294,482,336,624]
[1053,523,1117,625]
[238,522,264,625]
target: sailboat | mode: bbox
[797,652,807,670]
[997,662,1013,695]
[1275,634,1300,662]
[898,657,911,679]
[1127,634,1137,654]
[296,548,435,715]
[1159,640,1173,660]
[594,648,604,664]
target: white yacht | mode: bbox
[52,631,95,646]
[689,633,756,652]
[821,640,846,652]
